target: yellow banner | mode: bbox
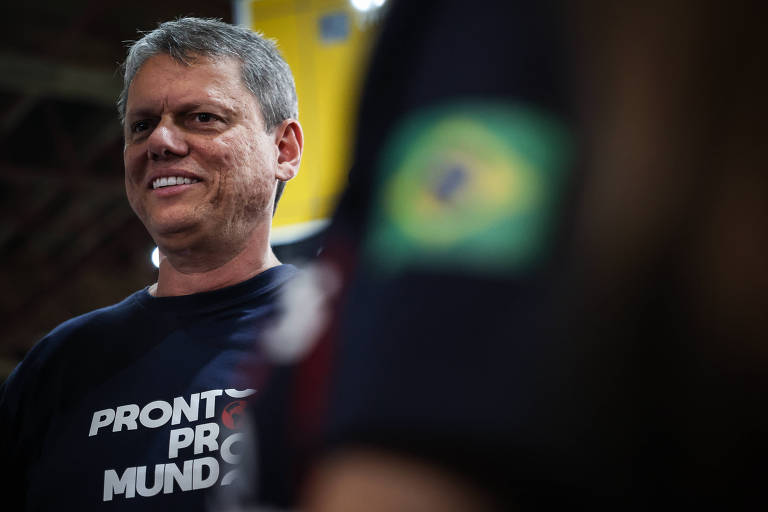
[238,0,382,244]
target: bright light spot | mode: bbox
[350,0,386,12]
[350,0,371,10]
[263,262,342,363]
[151,246,160,268]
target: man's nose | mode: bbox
[147,119,188,161]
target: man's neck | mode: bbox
[151,231,281,297]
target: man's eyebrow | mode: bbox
[178,101,239,117]
[125,107,159,120]
[126,102,239,119]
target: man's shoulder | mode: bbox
[7,289,146,385]
[0,289,150,433]
[44,289,144,345]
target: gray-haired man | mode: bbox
[0,18,302,510]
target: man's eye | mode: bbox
[132,120,152,133]
[194,113,216,123]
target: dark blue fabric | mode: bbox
[0,265,297,511]
[320,0,590,504]
[319,0,768,505]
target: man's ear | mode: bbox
[274,119,303,182]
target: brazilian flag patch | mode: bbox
[363,102,572,276]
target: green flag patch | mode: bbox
[364,102,571,276]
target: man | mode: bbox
[0,17,303,510]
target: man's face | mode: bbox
[123,54,277,259]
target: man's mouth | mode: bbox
[151,176,200,189]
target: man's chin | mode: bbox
[148,222,204,249]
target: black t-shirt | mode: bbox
[0,265,297,511]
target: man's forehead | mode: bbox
[126,54,259,113]
[132,53,242,86]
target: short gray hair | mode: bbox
[117,17,298,130]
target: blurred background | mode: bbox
[0,0,385,379]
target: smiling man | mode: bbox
[0,18,302,510]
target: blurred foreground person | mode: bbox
[0,17,302,510]
[249,0,768,509]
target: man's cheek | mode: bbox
[125,187,147,222]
